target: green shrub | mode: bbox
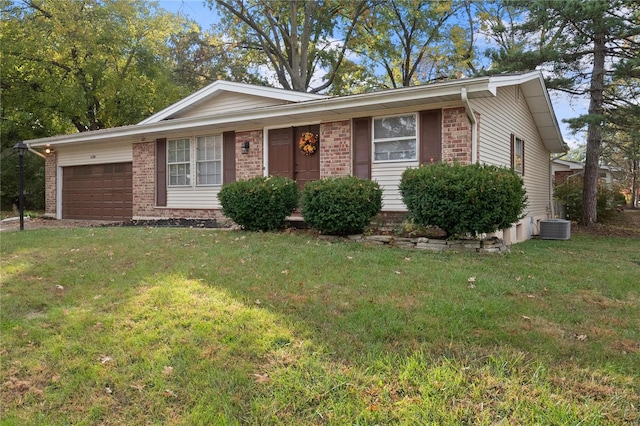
[301,176,382,235]
[217,176,298,231]
[554,179,626,221]
[399,162,527,238]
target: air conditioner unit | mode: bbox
[540,219,571,240]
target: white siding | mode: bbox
[167,186,222,209]
[172,92,290,120]
[372,161,418,211]
[57,141,132,166]
[471,86,552,219]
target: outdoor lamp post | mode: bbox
[13,141,28,231]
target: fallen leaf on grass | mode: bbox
[164,389,177,398]
[105,386,113,394]
[56,285,64,290]
[99,355,113,364]
[521,315,531,321]
[129,384,145,391]
[251,373,271,384]
[575,334,587,341]
[394,271,402,275]
[281,270,289,275]
[163,366,174,375]
[527,294,536,298]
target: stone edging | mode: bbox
[319,234,510,253]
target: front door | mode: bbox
[268,125,320,188]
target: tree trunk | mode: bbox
[580,28,606,225]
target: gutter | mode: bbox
[461,87,478,163]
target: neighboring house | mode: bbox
[552,158,620,185]
[26,71,567,243]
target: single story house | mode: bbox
[26,70,568,243]
[552,158,620,185]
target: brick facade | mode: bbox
[130,141,226,221]
[319,120,351,178]
[235,130,263,180]
[44,152,57,217]
[53,108,478,222]
[442,107,472,165]
[132,142,156,217]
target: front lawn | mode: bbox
[1,227,638,424]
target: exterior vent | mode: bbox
[540,219,571,240]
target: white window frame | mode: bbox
[167,138,191,187]
[196,135,222,186]
[372,113,418,163]
[167,135,223,188]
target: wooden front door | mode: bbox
[268,127,295,179]
[294,124,320,188]
[268,125,320,188]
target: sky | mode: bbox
[157,0,585,149]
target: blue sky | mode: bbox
[158,0,584,148]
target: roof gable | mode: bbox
[139,80,328,125]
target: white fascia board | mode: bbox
[490,70,567,153]
[139,80,328,125]
[28,77,497,147]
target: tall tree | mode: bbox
[209,0,369,93]
[1,0,190,134]
[169,23,268,92]
[487,0,640,225]
[0,0,193,208]
[351,0,476,88]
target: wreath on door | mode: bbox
[298,132,318,155]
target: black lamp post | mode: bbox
[13,141,28,231]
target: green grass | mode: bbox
[1,227,638,425]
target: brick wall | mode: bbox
[320,120,351,178]
[44,152,57,216]
[132,142,156,217]
[236,130,263,180]
[442,107,472,164]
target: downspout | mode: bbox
[461,87,478,163]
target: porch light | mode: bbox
[13,141,28,231]
[45,147,54,154]
[241,141,250,154]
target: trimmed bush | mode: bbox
[301,176,382,235]
[554,179,626,221]
[217,176,298,231]
[399,162,527,238]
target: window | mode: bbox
[373,114,417,162]
[196,135,222,185]
[167,135,223,187]
[168,138,191,186]
[511,134,524,175]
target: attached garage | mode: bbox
[62,162,133,220]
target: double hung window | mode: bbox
[168,135,222,187]
[373,114,417,162]
[168,138,191,186]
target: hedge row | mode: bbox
[219,163,528,238]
